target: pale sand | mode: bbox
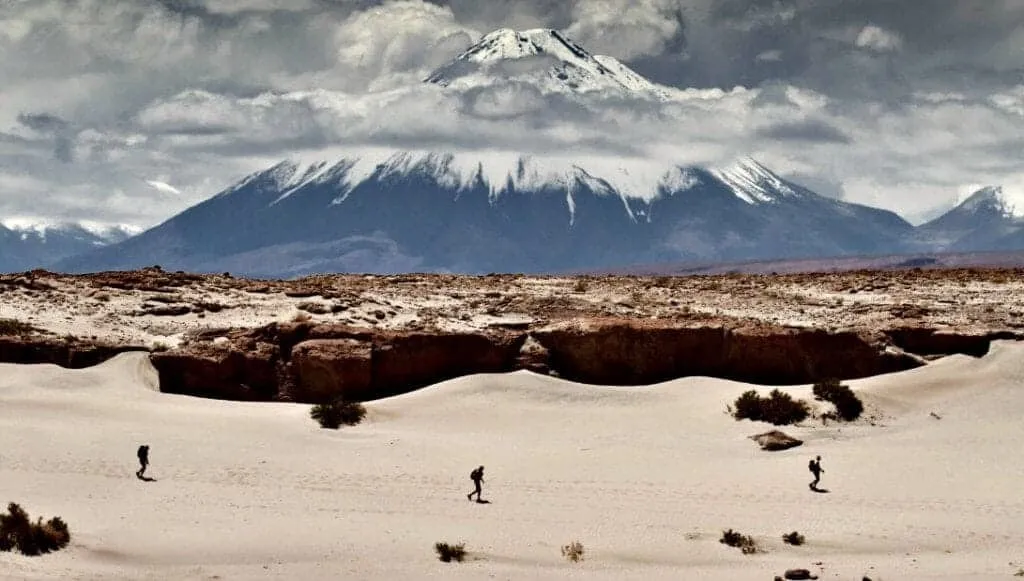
[2,343,1023,580]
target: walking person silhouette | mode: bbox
[136,444,150,479]
[808,455,824,491]
[467,465,485,503]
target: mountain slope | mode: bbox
[425,28,675,99]
[58,151,914,277]
[916,186,1024,251]
[0,220,139,273]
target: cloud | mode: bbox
[0,0,1022,231]
[755,50,783,62]
[145,180,183,196]
[990,85,1024,117]
[854,25,902,53]
[564,0,685,60]
[756,119,852,144]
[331,1,476,91]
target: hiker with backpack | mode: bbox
[467,465,485,502]
[136,444,150,479]
[808,455,824,490]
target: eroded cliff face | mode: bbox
[1,268,1022,402]
[139,320,1016,403]
[0,336,146,369]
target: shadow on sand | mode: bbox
[475,499,491,504]
[136,475,157,483]
[809,486,830,494]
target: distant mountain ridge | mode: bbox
[8,28,1023,276]
[0,220,139,273]
[54,149,915,277]
[915,186,1024,252]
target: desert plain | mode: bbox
[1,267,1024,580]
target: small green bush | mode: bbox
[434,541,466,563]
[782,531,805,546]
[813,378,864,421]
[732,389,810,426]
[0,503,70,556]
[719,528,758,554]
[310,398,366,429]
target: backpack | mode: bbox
[470,468,481,481]
[808,460,816,473]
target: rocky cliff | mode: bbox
[142,319,1016,403]
[1,268,1021,403]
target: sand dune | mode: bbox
[2,344,1024,580]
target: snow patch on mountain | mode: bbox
[710,158,805,204]
[255,149,706,222]
[1,219,142,244]
[956,185,1024,219]
[425,28,674,99]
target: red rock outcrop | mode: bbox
[530,319,918,386]
[1,319,1016,404]
[143,319,943,403]
[149,340,278,401]
[883,327,1023,358]
[0,337,146,369]
[290,339,372,402]
[148,324,524,403]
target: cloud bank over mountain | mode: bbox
[1,0,1022,228]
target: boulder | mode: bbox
[750,430,803,451]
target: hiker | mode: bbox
[137,444,150,479]
[808,455,824,490]
[467,465,485,502]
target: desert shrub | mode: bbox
[0,318,38,336]
[561,540,585,562]
[434,541,466,563]
[719,529,758,554]
[0,503,70,556]
[733,390,762,421]
[782,531,805,546]
[572,279,589,293]
[310,398,366,429]
[733,389,810,426]
[151,341,171,353]
[813,378,864,421]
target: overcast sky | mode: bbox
[1,0,1022,227]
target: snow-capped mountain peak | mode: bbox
[956,185,1022,219]
[710,157,804,204]
[425,28,672,99]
